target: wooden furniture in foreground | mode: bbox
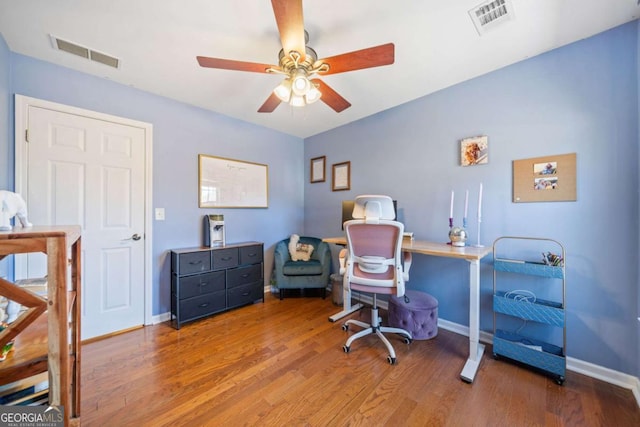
[323,236,492,383]
[170,242,264,329]
[0,226,81,426]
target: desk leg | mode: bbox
[328,278,363,322]
[460,258,485,383]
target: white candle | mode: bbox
[478,183,483,218]
[464,189,469,219]
[450,190,454,218]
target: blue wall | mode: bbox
[305,21,639,376]
[4,53,304,316]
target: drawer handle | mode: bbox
[242,292,250,296]
[199,282,209,287]
[221,257,233,261]
[247,253,257,258]
[198,302,209,308]
[189,260,203,265]
[241,274,250,278]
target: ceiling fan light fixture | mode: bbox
[273,78,292,102]
[291,72,311,96]
[305,85,321,104]
[290,94,306,107]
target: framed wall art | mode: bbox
[513,153,576,203]
[199,154,268,208]
[461,135,489,166]
[310,156,326,183]
[332,161,351,191]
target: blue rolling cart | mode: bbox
[492,236,566,384]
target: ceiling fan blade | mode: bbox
[258,92,282,113]
[271,0,306,60]
[317,43,395,75]
[311,79,351,113]
[197,56,275,73]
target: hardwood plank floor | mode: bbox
[81,293,640,426]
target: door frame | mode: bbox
[13,94,154,327]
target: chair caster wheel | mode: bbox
[342,324,349,331]
[403,337,412,345]
[387,355,396,365]
[343,345,350,353]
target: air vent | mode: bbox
[469,0,514,35]
[50,35,120,69]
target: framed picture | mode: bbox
[199,154,268,208]
[513,153,576,203]
[332,161,351,191]
[310,156,326,183]
[461,136,489,166]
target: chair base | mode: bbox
[342,306,412,365]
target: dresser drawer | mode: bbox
[239,244,263,265]
[213,248,238,270]
[175,251,211,275]
[179,291,226,320]
[227,282,263,308]
[179,271,225,300]
[227,264,262,288]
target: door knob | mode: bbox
[122,233,142,241]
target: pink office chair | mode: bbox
[340,195,413,364]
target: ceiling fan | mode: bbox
[196,0,395,113]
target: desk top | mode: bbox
[323,236,492,261]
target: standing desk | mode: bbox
[323,236,492,383]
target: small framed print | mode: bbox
[332,161,351,192]
[461,136,489,166]
[310,156,326,183]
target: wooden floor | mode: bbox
[81,293,640,426]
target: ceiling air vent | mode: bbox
[469,0,514,35]
[50,35,120,69]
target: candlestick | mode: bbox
[450,190,454,220]
[464,189,469,221]
[478,183,483,218]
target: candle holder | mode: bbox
[472,216,484,248]
[448,226,468,247]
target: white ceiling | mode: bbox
[0,0,638,138]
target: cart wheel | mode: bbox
[343,345,350,353]
[387,355,396,365]
[556,377,565,385]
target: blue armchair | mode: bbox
[273,236,331,299]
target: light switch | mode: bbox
[155,208,165,221]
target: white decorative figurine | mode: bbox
[0,190,33,231]
[288,234,314,262]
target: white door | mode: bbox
[15,96,151,340]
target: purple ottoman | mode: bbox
[388,290,438,340]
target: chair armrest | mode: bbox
[403,252,412,282]
[339,249,347,275]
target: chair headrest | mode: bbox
[352,195,395,221]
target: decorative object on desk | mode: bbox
[198,154,268,208]
[0,190,33,231]
[449,226,468,247]
[288,234,314,261]
[513,153,576,203]
[460,135,488,166]
[332,161,351,191]
[310,156,326,183]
